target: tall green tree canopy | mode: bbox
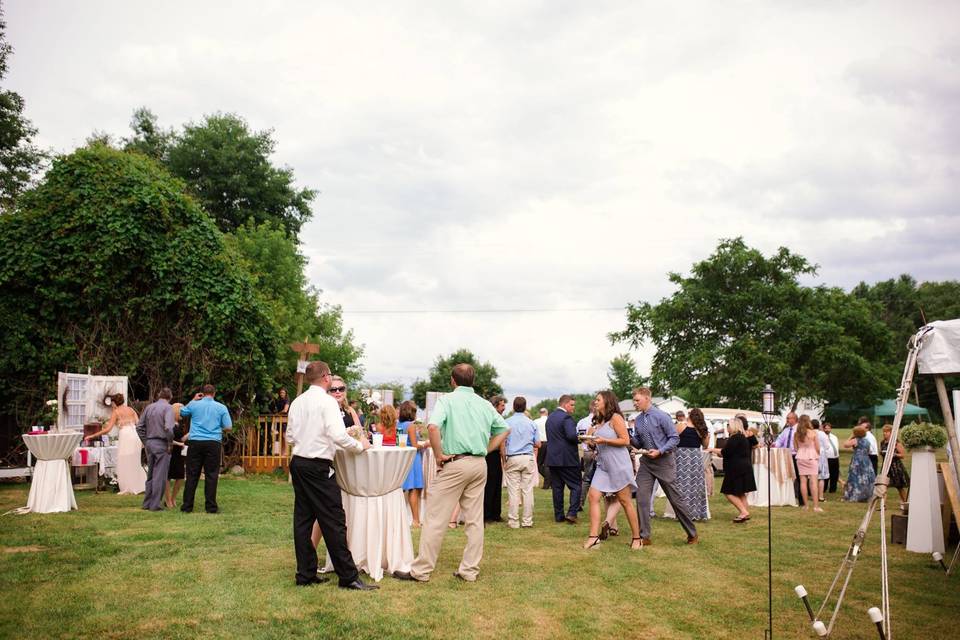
[607,353,647,401]
[411,348,503,408]
[164,112,315,237]
[0,144,278,419]
[852,275,960,418]
[0,7,45,209]
[610,237,896,410]
[122,107,173,162]
[225,221,363,386]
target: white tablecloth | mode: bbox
[74,446,120,480]
[323,447,417,581]
[23,433,82,513]
[748,447,799,507]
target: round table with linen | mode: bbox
[322,446,417,582]
[23,432,83,513]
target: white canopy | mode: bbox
[917,319,960,375]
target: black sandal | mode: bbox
[630,537,643,550]
[609,526,619,537]
[583,536,601,550]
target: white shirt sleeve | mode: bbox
[286,397,302,446]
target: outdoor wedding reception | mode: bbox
[1,2,960,639]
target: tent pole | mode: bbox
[933,376,960,505]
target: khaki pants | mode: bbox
[411,455,486,581]
[504,454,535,527]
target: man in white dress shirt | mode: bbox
[822,422,841,494]
[534,407,551,489]
[287,361,377,590]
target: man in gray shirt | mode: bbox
[137,387,175,511]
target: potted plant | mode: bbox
[901,422,948,554]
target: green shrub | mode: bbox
[899,422,948,450]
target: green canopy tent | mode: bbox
[825,399,929,425]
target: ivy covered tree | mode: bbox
[0,144,279,421]
[411,348,503,408]
[0,6,45,209]
[610,237,896,410]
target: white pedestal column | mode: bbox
[906,449,945,554]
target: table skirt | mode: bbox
[27,459,77,513]
[748,448,798,507]
[323,488,414,582]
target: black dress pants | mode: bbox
[290,456,359,586]
[484,451,504,521]
[181,440,221,513]
[537,442,551,489]
[549,465,582,521]
[827,458,840,493]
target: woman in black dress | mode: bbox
[711,416,757,523]
[880,424,910,510]
[165,403,189,509]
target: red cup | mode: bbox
[78,449,88,464]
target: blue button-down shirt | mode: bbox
[180,396,232,441]
[774,424,797,455]
[504,413,540,456]
[630,405,679,455]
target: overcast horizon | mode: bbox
[7,1,959,403]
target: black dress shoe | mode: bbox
[296,575,329,586]
[340,579,379,591]
[392,571,417,581]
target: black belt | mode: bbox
[507,453,533,457]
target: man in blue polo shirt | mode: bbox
[179,384,232,513]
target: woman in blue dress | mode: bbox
[397,400,425,527]
[583,390,642,550]
[842,425,876,502]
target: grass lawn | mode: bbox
[1,455,958,640]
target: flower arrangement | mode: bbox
[898,422,948,450]
[346,425,369,444]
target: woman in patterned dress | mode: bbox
[670,408,711,521]
[842,426,876,502]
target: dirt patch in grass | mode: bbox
[2,545,45,553]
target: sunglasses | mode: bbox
[329,386,346,393]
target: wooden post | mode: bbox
[289,337,320,397]
[934,375,960,503]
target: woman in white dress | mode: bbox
[85,393,146,495]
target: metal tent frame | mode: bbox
[809,324,960,638]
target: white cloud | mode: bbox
[6,0,959,399]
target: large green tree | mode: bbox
[0,144,279,422]
[610,237,896,410]
[225,221,363,387]
[607,353,647,400]
[165,113,315,236]
[411,348,503,407]
[852,275,960,418]
[122,107,173,162]
[0,6,45,209]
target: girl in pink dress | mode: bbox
[794,415,822,512]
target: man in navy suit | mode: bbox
[545,395,582,524]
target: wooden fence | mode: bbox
[239,413,289,473]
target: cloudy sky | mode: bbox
[8,1,959,402]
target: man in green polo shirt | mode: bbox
[395,363,509,583]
